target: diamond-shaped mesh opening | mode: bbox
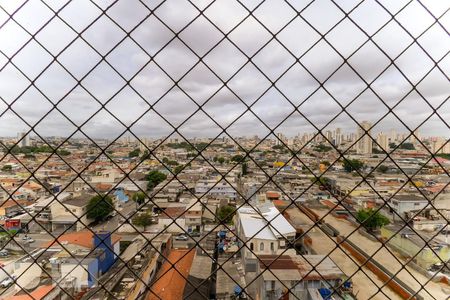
[0,0,449,299]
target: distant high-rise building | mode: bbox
[17,132,30,147]
[356,121,373,154]
[325,130,333,142]
[389,129,397,143]
[411,129,420,145]
[276,132,287,146]
[430,137,450,154]
[287,138,294,147]
[377,132,389,152]
[335,128,342,146]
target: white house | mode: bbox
[236,202,296,272]
[389,194,429,217]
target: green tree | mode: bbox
[231,154,244,163]
[217,157,225,164]
[146,170,167,190]
[168,160,179,166]
[272,145,284,150]
[436,153,450,160]
[58,149,71,156]
[372,148,384,154]
[314,144,332,152]
[162,157,178,166]
[174,164,184,175]
[140,150,150,161]
[242,162,248,175]
[1,165,12,172]
[310,176,331,187]
[320,161,330,166]
[195,142,209,151]
[10,145,53,154]
[377,165,389,173]
[399,142,415,150]
[129,148,141,158]
[132,192,146,206]
[356,208,390,232]
[217,205,235,224]
[86,195,114,222]
[132,213,155,227]
[343,159,364,172]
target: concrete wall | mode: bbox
[158,217,186,233]
[337,236,422,300]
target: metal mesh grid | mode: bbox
[0,0,449,299]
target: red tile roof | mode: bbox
[42,230,121,249]
[266,191,280,199]
[147,249,195,300]
[161,207,186,219]
[9,285,54,300]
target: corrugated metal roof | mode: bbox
[238,203,296,240]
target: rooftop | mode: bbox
[147,248,195,300]
[9,285,55,300]
[393,194,428,202]
[238,203,296,240]
[63,194,92,207]
[259,253,345,281]
[43,230,121,249]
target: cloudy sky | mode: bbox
[0,0,449,141]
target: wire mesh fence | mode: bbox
[0,0,449,299]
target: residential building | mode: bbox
[158,206,186,233]
[236,202,296,272]
[377,132,389,152]
[334,128,342,146]
[195,177,238,200]
[17,132,31,147]
[356,121,373,154]
[389,194,430,218]
[8,231,123,293]
[0,200,20,217]
[50,194,93,232]
[185,200,202,233]
[256,252,348,300]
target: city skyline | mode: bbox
[1,125,448,140]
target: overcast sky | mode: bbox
[0,0,449,140]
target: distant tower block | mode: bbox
[17,132,30,147]
[356,121,373,154]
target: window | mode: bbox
[0,1,444,299]
[265,280,275,291]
